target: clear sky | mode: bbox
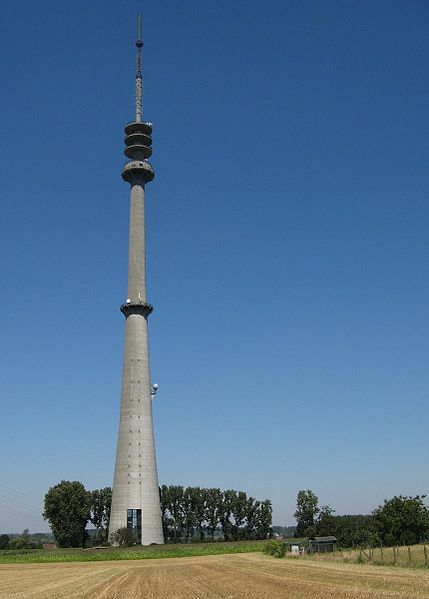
[0,0,428,533]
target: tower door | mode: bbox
[127,508,142,541]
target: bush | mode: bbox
[9,530,33,550]
[111,527,138,547]
[0,535,9,550]
[263,540,286,558]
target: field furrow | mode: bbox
[1,553,429,599]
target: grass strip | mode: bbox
[0,541,264,564]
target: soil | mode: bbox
[1,552,428,598]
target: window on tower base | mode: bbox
[127,509,142,541]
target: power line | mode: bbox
[0,493,42,514]
[0,504,42,521]
[0,483,41,503]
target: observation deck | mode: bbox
[124,121,153,160]
[121,159,154,184]
[120,300,153,318]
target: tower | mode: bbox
[109,14,164,545]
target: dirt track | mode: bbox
[1,553,429,599]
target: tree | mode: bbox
[245,497,261,539]
[160,485,173,541]
[320,513,373,547]
[230,491,248,540]
[294,490,319,537]
[315,505,336,537]
[0,534,9,550]
[256,500,273,539]
[205,488,222,540]
[90,487,112,543]
[9,529,33,549]
[168,485,185,542]
[182,487,198,542]
[111,527,137,547]
[372,495,429,546]
[218,490,234,541]
[43,480,91,548]
[192,487,207,542]
[104,487,112,531]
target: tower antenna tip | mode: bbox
[137,13,143,47]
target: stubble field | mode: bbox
[1,552,429,599]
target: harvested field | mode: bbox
[1,553,429,599]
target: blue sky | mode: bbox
[0,0,428,532]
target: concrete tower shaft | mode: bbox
[127,183,147,302]
[109,14,164,546]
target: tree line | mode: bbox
[39,480,272,548]
[293,489,429,547]
[0,529,53,550]
[160,485,272,542]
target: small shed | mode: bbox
[308,536,337,553]
[284,540,307,554]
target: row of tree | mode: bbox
[41,481,272,547]
[6,482,427,550]
[294,489,429,547]
[160,485,272,542]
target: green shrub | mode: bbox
[263,540,277,555]
[263,540,286,558]
[0,535,10,550]
[111,527,137,547]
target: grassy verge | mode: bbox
[0,540,267,564]
[299,544,429,570]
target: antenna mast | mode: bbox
[135,13,143,123]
